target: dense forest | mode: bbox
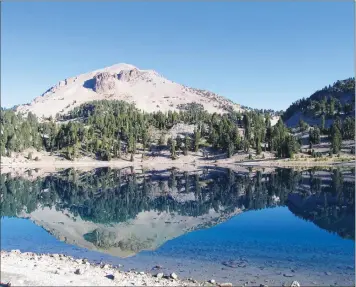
[1,167,354,240]
[283,78,355,122]
[1,101,301,161]
[1,77,354,161]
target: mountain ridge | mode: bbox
[15,63,243,119]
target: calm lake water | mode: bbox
[1,167,355,286]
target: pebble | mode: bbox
[74,268,84,275]
[156,273,164,279]
[219,283,233,287]
[106,274,115,280]
[209,279,216,284]
[171,272,178,280]
[325,272,332,276]
[291,281,300,287]
[139,271,145,275]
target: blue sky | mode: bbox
[1,2,354,110]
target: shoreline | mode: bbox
[0,249,232,287]
[1,157,354,171]
[2,148,355,172]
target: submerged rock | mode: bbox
[283,273,295,278]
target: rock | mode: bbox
[222,260,248,268]
[101,264,109,269]
[170,272,178,280]
[105,274,115,280]
[156,273,164,279]
[209,279,216,284]
[260,284,268,287]
[93,72,116,94]
[345,265,353,270]
[139,271,145,275]
[11,249,20,254]
[325,272,332,276]
[219,283,233,287]
[291,281,300,287]
[283,273,295,278]
[74,268,84,275]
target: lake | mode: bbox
[1,167,355,286]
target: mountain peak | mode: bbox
[15,63,242,119]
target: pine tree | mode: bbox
[117,140,121,158]
[183,135,190,156]
[256,137,262,155]
[320,114,325,132]
[342,116,355,140]
[331,124,342,154]
[227,140,234,158]
[170,138,177,160]
[193,128,200,152]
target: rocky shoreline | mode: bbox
[0,250,225,286]
[0,250,304,287]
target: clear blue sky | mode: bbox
[1,1,354,110]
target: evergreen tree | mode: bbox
[320,114,325,132]
[183,135,190,156]
[170,138,177,160]
[342,116,355,140]
[193,128,200,152]
[331,124,342,154]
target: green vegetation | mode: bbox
[1,101,301,161]
[1,77,354,161]
[283,78,355,121]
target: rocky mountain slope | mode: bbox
[283,78,355,128]
[15,63,242,119]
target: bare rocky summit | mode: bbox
[93,72,116,94]
[15,63,243,119]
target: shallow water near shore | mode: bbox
[1,167,355,286]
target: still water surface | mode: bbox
[1,167,355,286]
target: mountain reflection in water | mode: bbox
[1,167,354,258]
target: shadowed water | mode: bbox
[1,167,355,286]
